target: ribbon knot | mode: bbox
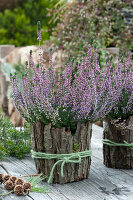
[31,149,92,184]
[63,157,69,163]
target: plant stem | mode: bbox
[0,190,13,196]
[21,174,40,177]
[0,164,9,174]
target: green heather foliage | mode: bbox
[10,22,133,133]
[0,113,31,159]
[0,0,60,46]
[49,0,132,64]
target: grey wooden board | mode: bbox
[0,124,133,200]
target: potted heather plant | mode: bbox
[10,23,94,184]
[103,54,133,169]
[10,22,130,183]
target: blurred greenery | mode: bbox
[0,113,31,159]
[0,0,61,46]
[48,0,133,65]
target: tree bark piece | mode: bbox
[30,122,92,184]
[30,121,45,174]
[103,117,133,169]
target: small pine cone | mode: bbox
[2,175,11,183]
[0,173,3,183]
[14,185,24,196]
[4,180,14,190]
[15,178,24,185]
[9,176,17,183]
[23,182,32,191]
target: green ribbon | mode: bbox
[103,139,133,150]
[31,149,92,184]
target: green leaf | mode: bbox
[27,174,46,187]
[31,187,50,194]
[37,21,41,31]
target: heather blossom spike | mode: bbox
[10,22,133,130]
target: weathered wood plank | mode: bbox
[0,158,52,200]
[0,158,72,199]
[0,124,133,200]
[91,124,133,200]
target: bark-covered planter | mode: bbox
[103,116,133,169]
[30,121,92,184]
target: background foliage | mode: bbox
[0,0,61,46]
[48,0,132,65]
[0,113,31,159]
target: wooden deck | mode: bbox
[0,124,133,200]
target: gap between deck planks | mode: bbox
[0,124,133,200]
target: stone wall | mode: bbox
[0,45,38,126]
[122,8,133,35]
[0,45,15,110]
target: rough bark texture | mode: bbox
[30,122,92,184]
[103,117,133,169]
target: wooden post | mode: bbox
[103,116,133,169]
[31,122,92,184]
[0,45,14,116]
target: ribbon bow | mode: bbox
[31,150,92,184]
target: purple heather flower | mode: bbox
[10,23,133,125]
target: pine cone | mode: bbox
[15,178,24,185]
[9,176,17,183]
[0,173,3,183]
[2,175,11,183]
[23,182,32,191]
[14,185,24,196]
[4,180,14,190]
